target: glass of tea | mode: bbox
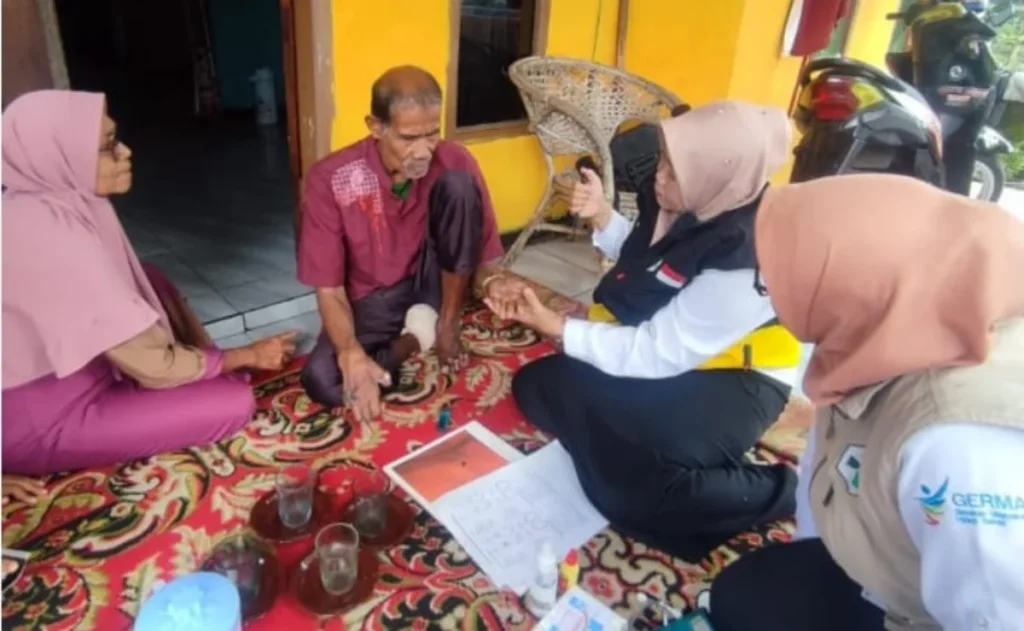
[276,464,314,530]
[350,470,391,538]
[315,523,359,595]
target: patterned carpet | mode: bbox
[1,305,813,631]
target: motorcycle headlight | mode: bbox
[949,65,967,81]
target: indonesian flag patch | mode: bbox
[649,260,687,289]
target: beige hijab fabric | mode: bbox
[659,100,791,222]
[756,174,1024,404]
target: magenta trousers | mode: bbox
[2,359,255,475]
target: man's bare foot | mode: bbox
[390,333,421,365]
[436,317,467,373]
[437,269,471,374]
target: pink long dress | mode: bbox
[2,355,255,475]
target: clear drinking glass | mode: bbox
[276,464,314,530]
[315,523,359,595]
[351,470,391,538]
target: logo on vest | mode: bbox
[836,444,864,495]
[646,259,687,289]
[917,478,949,526]
[918,478,1024,527]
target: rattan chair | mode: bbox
[503,56,683,266]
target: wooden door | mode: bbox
[279,0,334,239]
[3,0,56,108]
[279,0,302,191]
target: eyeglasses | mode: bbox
[99,132,120,156]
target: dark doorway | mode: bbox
[54,0,307,326]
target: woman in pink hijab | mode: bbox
[490,102,803,561]
[708,174,1024,630]
[2,90,296,476]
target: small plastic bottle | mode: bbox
[558,548,580,594]
[524,541,559,619]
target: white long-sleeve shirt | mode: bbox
[796,422,1024,628]
[563,209,796,386]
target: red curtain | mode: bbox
[783,0,854,57]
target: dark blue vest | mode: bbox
[592,183,763,327]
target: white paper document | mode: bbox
[432,441,608,593]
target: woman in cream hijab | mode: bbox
[488,101,802,561]
[709,174,1024,630]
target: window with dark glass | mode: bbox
[452,0,543,130]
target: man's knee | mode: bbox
[300,359,344,408]
[432,169,477,203]
[428,170,483,272]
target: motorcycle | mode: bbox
[972,68,1016,200]
[887,0,1013,200]
[791,0,1014,201]
[789,56,945,186]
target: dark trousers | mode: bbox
[709,539,885,630]
[301,170,484,407]
[512,355,797,561]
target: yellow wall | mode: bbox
[846,0,902,67]
[622,1,746,107]
[727,0,807,183]
[329,0,899,233]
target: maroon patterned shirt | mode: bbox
[298,137,503,301]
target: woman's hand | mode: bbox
[243,332,298,370]
[485,288,566,338]
[570,168,613,231]
[2,475,47,507]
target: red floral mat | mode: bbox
[1,307,813,630]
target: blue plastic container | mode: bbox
[134,572,242,631]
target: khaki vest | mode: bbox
[809,318,1024,630]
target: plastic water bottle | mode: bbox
[524,541,559,618]
[249,67,278,126]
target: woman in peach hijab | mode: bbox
[708,174,1024,630]
[490,102,803,561]
[2,90,296,476]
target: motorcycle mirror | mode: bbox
[985,0,1015,27]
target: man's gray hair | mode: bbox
[370,66,443,124]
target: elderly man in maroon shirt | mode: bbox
[298,66,524,421]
